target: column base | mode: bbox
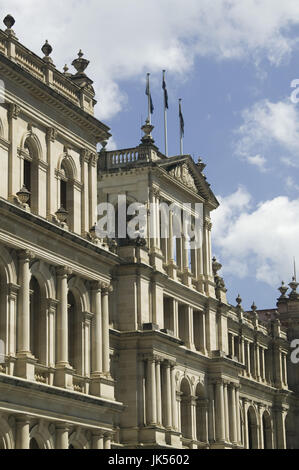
[54,363,74,389]
[149,249,164,272]
[182,268,193,287]
[167,260,178,280]
[90,373,115,400]
[15,353,37,381]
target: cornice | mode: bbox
[0,54,111,142]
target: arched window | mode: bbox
[180,378,192,441]
[68,291,76,370]
[247,407,258,449]
[262,412,273,449]
[59,160,75,231]
[29,438,40,449]
[195,384,208,443]
[30,276,41,360]
[23,138,39,213]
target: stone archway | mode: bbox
[247,406,259,449]
[180,378,192,441]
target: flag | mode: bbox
[179,99,184,138]
[146,74,154,114]
[162,71,168,109]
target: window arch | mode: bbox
[262,411,273,449]
[23,137,40,213]
[30,276,42,361]
[247,406,259,449]
[58,158,75,231]
[180,378,192,441]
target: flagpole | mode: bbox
[147,73,151,124]
[179,98,183,155]
[163,70,168,156]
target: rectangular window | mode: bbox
[61,180,67,209]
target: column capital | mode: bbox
[56,266,72,278]
[46,298,59,310]
[91,280,103,292]
[101,283,113,295]
[17,249,35,262]
[46,127,58,143]
[8,102,21,120]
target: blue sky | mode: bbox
[4,0,299,310]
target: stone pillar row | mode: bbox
[15,415,113,449]
[214,379,241,446]
[145,355,178,431]
[15,250,113,386]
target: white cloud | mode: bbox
[235,99,299,169]
[3,0,299,120]
[212,187,299,287]
[247,154,267,171]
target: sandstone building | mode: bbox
[0,14,297,449]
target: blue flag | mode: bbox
[162,72,168,110]
[179,100,184,138]
[146,76,154,114]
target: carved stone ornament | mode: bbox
[169,163,197,192]
[46,127,57,143]
[8,103,21,120]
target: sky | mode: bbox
[3,0,299,310]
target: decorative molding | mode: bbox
[8,103,21,120]
[46,127,57,143]
[169,163,197,192]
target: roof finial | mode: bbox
[294,257,297,282]
[3,14,16,37]
[42,40,53,58]
[72,50,90,75]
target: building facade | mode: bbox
[0,15,298,449]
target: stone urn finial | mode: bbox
[278,281,288,299]
[236,294,242,307]
[3,14,15,30]
[42,40,53,57]
[72,50,90,75]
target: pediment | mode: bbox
[169,163,197,192]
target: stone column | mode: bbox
[101,283,113,375]
[16,417,30,449]
[46,298,58,368]
[247,342,251,377]
[56,267,72,366]
[243,400,249,449]
[208,383,216,443]
[258,405,264,449]
[46,127,57,219]
[235,386,241,445]
[171,363,178,430]
[55,267,73,389]
[256,344,261,381]
[215,381,225,442]
[223,382,230,442]
[229,384,238,445]
[91,282,103,375]
[146,356,157,425]
[104,433,112,449]
[155,359,162,426]
[165,361,172,429]
[7,284,19,373]
[8,103,21,200]
[199,310,207,354]
[92,432,104,449]
[17,250,35,355]
[276,408,287,449]
[55,424,69,449]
